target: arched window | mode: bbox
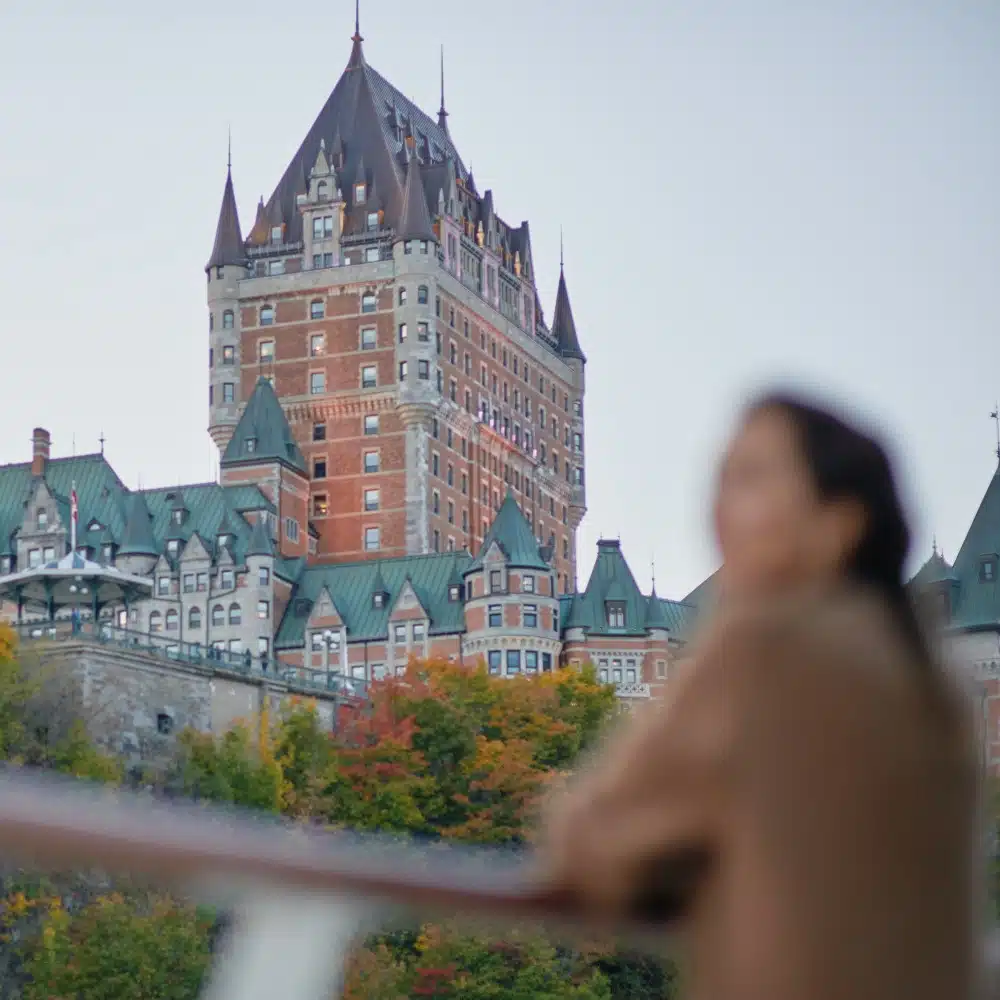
[317,180,328,200]
[211,604,224,627]
[189,607,201,629]
[310,299,325,320]
[165,609,178,631]
[398,287,407,306]
[417,285,429,305]
[228,603,241,626]
[223,310,234,329]
[149,611,162,634]
[260,305,274,326]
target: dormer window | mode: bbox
[448,584,462,602]
[172,509,184,526]
[167,539,180,556]
[270,225,282,245]
[606,601,626,629]
[218,533,230,549]
[36,508,47,530]
[373,591,386,609]
[366,211,379,231]
[981,557,997,583]
[102,544,114,562]
[489,569,504,594]
[355,182,366,204]
[245,437,257,454]
[1,556,10,574]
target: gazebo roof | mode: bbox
[0,551,153,612]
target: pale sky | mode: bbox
[1,1,997,598]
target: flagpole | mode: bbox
[70,481,78,554]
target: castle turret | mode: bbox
[207,160,246,454]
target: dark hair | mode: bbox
[747,391,930,665]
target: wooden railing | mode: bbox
[0,769,994,999]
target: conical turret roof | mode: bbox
[119,493,158,557]
[222,377,307,476]
[397,147,435,243]
[206,169,245,272]
[552,266,585,362]
[246,513,275,558]
[467,492,549,573]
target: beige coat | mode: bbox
[542,587,983,1000]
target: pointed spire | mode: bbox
[247,196,269,245]
[437,45,449,133]
[119,493,158,557]
[348,0,365,69]
[222,376,307,475]
[559,225,564,271]
[396,146,436,243]
[246,513,275,558]
[552,254,586,362]
[205,160,245,272]
[311,139,331,179]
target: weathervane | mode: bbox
[992,405,1000,463]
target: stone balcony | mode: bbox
[615,682,651,699]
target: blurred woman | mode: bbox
[541,393,982,1000]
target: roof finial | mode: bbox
[438,44,448,125]
[560,226,564,272]
[354,0,361,40]
[99,430,106,455]
[932,535,938,557]
[227,126,232,172]
[992,404,1000,465]
[651,554,657,593]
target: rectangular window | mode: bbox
[258,600,270,620]
[221,569,235,589]
[310,372,326,394]
[312,254,322,268]
[523,604,538,628]
[258,340,274,363]
[361,365,377,388]
[606,601,626,629]
[365,527,380,551]
[542,652,552,672]
[313,495,329,517]
[366,211,379,230]
[222,345,235,365]
[525,650,538,673]
[418,360,430,380]
[313,422,327,441]
[417,322,430,342]
[394,624,407,644]
[412,623,426,643]
[310,333,325,356]
[490,570,503,593]
[313,458,327,478]
[268,259,284,276]
[365,246,380,263]
[323,252,333,267]
[222,383,235,403]
[488,604,502,628]
[285,517,300,542]
[258,567,270,587]
[197,572,208,592]
[361,327,376,350]
[398,323,408,343]
[364,451,380,473]
[364,414,379,435]
[364,488,380,511]
[488,650,502,675]
[158,576,170,596]
[362,293,376,314]
[398,361,408,382]
[506,650,521,675]
[522,574,535,593]
[312,217,323,240]
[310,301,325,320]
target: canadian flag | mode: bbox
[71,487,78,525]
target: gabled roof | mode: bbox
[467,492,549,573]
[221,377,307,476]
[275,551,470,648]
[552,267,585,362]
[206,167,245,272]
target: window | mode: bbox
[285,517,300,542]
[361,365,377,389]
[626,662,637,684]
[418,360,430,380]
[197,572,208,592]
[260,306,274,325]
[364,451,380,473]
[606,601,626,629]
[310,371,326,394]
[188,607,201,629]
[310,333,325,356]
[313,423,327,442]
[364,488,380,511]
[223,383,235,403]
[432,491,440,516]
[229,639,243,655]
[490,570,503,594]
[361,327,377,350]
[221,345,235,366]
[310,300,325,321]
[223,310,234,329]
[149,611,162,634]
[448,584,462,602]
[373,592,385,609]
[211,605,224,627]
[394,624,407,644]
[364,414,379,436]
[542,652,552,672]
[488,604,502,628]
[398,361,408,382]
[228,603,242,626]
[525,651,538,674]
[221,569,235,589]
[417,322,430,342]
[417,285,429,304]
[398,323,408,342]
[365,527,380,551]
[314,458,327,479]
[35,507,49,530]
[165,609,178,631]
[183,573,195,594]
[367,211,379,230]
[432,453,439,476]
[258,600,270,620]
[157,576,170,596]
[365,246,380,263]
[361,293,376,314]
[613,661,623,684]
[245,437,257,454]
[313,495,328,517]
[981,558,997,583]
[355,182,366,203]
[506,650,521,675]
[433,529,440,552]
[447,500,454,524]
[523,604,538,628]
[258,567,270,587]
[258,638,270,658]
[488,650,502,675]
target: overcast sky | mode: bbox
[1,1,997,597]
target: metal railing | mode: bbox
[13,620,368,700]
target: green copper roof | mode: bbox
[932,466,1000,629]
[910,549,957,588]
[644,590,671,629]
[275,551,471,648]
[467,492,549,573]
[222,377,307,476]
[119,492,158,556]
[246,513,275,557]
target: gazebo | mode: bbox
[0,550,153,625]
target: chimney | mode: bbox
[31,428,50,477]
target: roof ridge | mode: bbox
[301,551,470,575]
